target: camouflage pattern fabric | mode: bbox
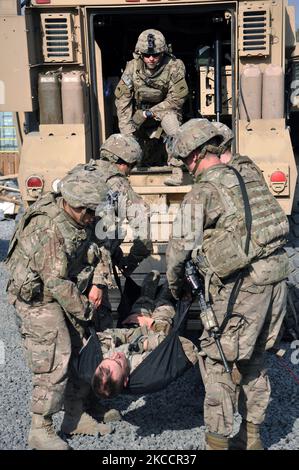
[89,159,152,285]
[135,30,168,55]
[115,56,188,135]
[6,194,105,417]
[166,154,288,439]
[170,118,221,160]
[115,54,188,166]
[202,277,287,437]
[100,133,142,165]
[14,299,72,416]
[62,158,152,285]
[167,164,289,295]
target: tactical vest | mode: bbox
[132,57,174,108]
[195,165,289,280]
[6,193,92,302]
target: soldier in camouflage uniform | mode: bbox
[91,271,198,398]
[115,29,189,185]
[166,119,289,450]
[6,175,112,450]
[214,122,299,342]
[62,134,152,331]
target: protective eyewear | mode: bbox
[142,53,162,58]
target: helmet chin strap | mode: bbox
[190,149,206,176]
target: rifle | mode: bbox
[185,260,231,374]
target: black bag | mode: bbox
[117,276,141,327]
[72,327,103,385]
[125,300,194,395]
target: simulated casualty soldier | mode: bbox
[70,271,199,401]
[115,29,189,186]
[166,119,289,450]
[6,174,112,450]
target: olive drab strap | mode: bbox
[197,164,288,281]
[220,167,252,333]
[228,165,252,256]
[6,193,58,263]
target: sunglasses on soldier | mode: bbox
[142,52,162,58]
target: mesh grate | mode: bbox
[41,14,74,62]
[239,7,270,56]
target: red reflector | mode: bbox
[36,0,51,4]
[270,171,287,183]
[26,176,43,188]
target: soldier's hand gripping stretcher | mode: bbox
[185,260,231,374]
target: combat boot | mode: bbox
[164,167,183,186]
[61,411,113,436]
[205,432,229,450]
[85,393,122,423]
[61,398,113,437]
[229,420,264,450]
[28,414,70,450]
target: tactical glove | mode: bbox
[132,110,147,129]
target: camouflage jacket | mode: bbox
[61,159,152,286]
[115,56,188,134]
[166,163,289,296]
[6,193,99,323]
[87,159,152,285]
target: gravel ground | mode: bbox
[0,219,299,450]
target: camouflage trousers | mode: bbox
[200,278,287,437]
[14,299,72,416]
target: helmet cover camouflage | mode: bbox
[100,134,142,165]
[171,119,223,159]
[212,122,233,151]
[135,29,168,55]
[60,173,109,211]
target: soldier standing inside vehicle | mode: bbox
[166,119,290,450]
[63,134,152,330]
[5,175,112,450]
[114,29,189,186]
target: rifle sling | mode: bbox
[219,166,252,333]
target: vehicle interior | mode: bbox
[91,5,234,167]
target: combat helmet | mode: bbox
[212,122,233,152]
[60,172,109,211]
[135,29,168,55]
[171,119,223,159]
[100,134,142,165]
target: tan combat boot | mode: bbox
[61,398,113,437]
[229,420,264,450]
[164,167,183,186]
[205,432,229,450]
[85,391,122,423]
[28,414,70,450]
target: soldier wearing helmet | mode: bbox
[62,134,152,331]
[5,175,115,449]
[114,29,189,186]
[166,118,289,450]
